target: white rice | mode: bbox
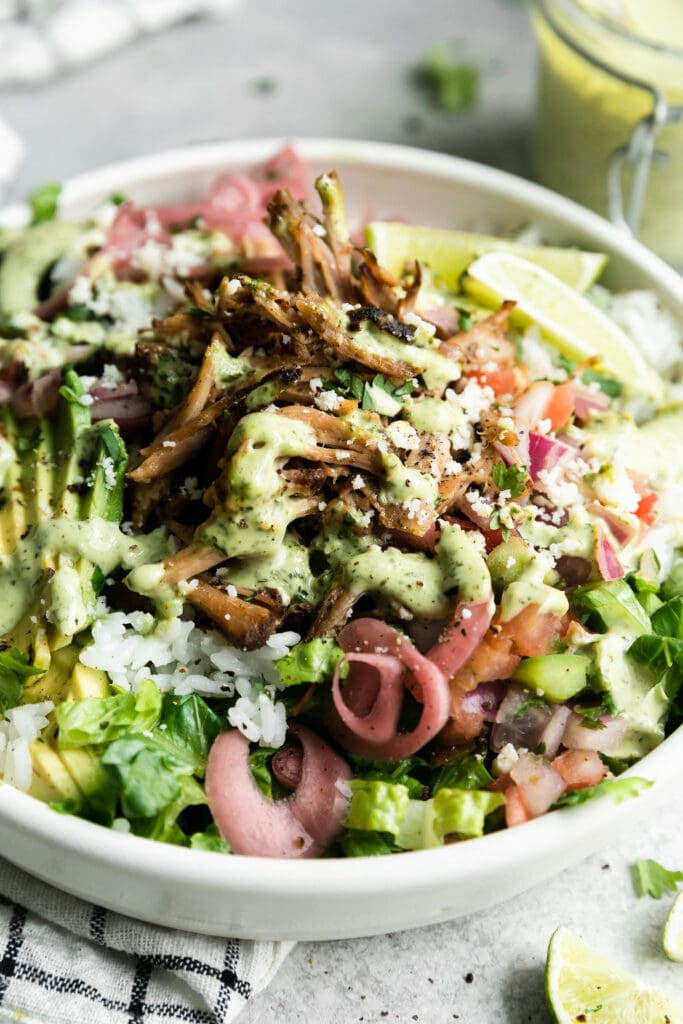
[610,291,682,380]
[0,701,54,792]
[79,610,300,748]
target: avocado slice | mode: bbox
[53,369,93,518]
[29,738,82,803]
[67,662,110,701]
[0,220,85,315]
[0,408,26,554]
[79,421,127,523]
[17,417,55,525]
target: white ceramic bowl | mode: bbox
[0,139,682,941]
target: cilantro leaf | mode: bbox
[29,183,61,223]
[350,755,430,800]
[633,858,683,899]
[417,47,479,114]
[573,694,617,730]
[431,753,492,794]
[0,648,43,714]
[581,369,622,398]
[492,461,527,499]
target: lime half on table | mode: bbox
[365,221,607,292]
[464,252,663,400]
[664,891,683,963]
[546,927,683,1024]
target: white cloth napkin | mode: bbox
[0,858,293,1023]
[0,0,238,86]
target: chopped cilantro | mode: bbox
[416,46,479,114]
[29,182,61,223]
[324,365,413,413]
[573,694,617,730]
[581,369,622,398]
[492,460,527,499]
[457,308,473,331]
[252,77,277,95]
[633,858,683,899]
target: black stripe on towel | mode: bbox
[0,903,27,1004]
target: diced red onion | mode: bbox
[540,705,572,761]
[460,680,505,722]
[510,751,566,817]
[91,393,152,435]
[570,382,610,419]
[205,723,351,858]
[562,711,628,753]
[491,682,553,753]
[419,305,463,337]
[11,368,61,418]
[515,381,554,429]
[554,555,592,588]
[528,432,570,485]
[588,501,639,546]
[595,523,624,581]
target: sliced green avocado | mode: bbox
[53,369,93,518]
[0,220,85,315]
[0,407,27,553]
[80,421,127,522]
[18,417,55,525]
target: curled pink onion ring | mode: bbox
[206,722,351,858]
[327,618,451,761]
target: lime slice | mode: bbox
[463,251,662,399]
[365,221,607,292]
[664,891,683,962]
[546,927,683,1024]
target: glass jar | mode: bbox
[531,0,683,267]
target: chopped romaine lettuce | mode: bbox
[275,637,344,687]
[0,648,43,714]
[55,678,162,747]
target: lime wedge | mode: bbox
[365,221,607,292]
[546,927,683,1024]
[463,252,663,399]
[664,891,683,962]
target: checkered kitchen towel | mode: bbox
[0,859,293,1023]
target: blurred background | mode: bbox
[0,0,534,199]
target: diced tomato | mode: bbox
[542,383,575,431]
[552,750,607,791]
[504,784,530,827]
[466,367,517,396]
[635,490,658,527]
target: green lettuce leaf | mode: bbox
[651,598,683,640]
[55,678,162,748]
[343,830,400,857]
[101,734,194,819]
[572,580,650,638]
[345,780,504,851]
[350,755,430,799]
[432,752,493,794]
[190,824,231,854]
[551,776,653,809]
[274,638,344,687]
[130,776,207,844]
[156,693,222,773]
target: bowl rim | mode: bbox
[1,135,682,899]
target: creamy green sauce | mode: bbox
[404,396,465,437]
[378,452,438,506]
[352,321,460,392]
[499,549,568,622]
[0,519,168,635]
[225,533,321,605]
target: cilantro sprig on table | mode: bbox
[633,859,683,899]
